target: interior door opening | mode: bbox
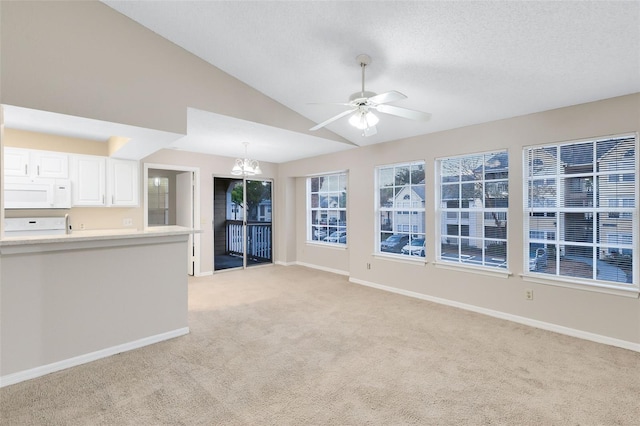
[145,165,198,276]
[213,177,272,271]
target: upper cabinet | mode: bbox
[108,158,139,207]
[3,148,139,208]
[4,147,68,179]
[3,148,30,176]
[70,154,107,206]
[70,154,139,207]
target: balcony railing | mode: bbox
[226,220,272,262]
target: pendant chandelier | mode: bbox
[231,142,262,176]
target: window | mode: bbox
[376,161,425,258]
[308,173,347,245]
[524,135,637,289]
[437,151,508,269]
[148,176,169,225]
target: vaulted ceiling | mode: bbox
[4,1,640,163]
[101,0,640,158]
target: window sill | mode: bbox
[520,273,640,298]
[373,253,427,266]
[305,241,347,251]
[433,260,512,278]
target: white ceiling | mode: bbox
[177,107,355,163]
[2,105,186,160]
[1,105,355,163]
[5,1,640,163]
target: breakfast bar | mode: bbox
[0,226,195,386]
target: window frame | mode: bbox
[306,172,348,247]
[374,160,426,261]
[435,150,510,273]
[522,134,639,295]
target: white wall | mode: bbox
[278,94,640,347]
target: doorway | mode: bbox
[144,164,200,276]
[213,177,272,271]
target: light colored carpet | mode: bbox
[1,265,639,425]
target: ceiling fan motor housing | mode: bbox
[349,91,377,104]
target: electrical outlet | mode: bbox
[123,218,133,227]
[525,289,534,300]
[80,223,85,230]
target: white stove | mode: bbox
[4,216,68,237]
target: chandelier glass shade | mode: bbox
[349,109,379,130]
[231,142,262,176]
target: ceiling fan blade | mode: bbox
[367,90,407,105]
[308,102,353,106]
[375,104,432,122]
[309,108,355,131]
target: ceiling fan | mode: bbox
[310,54,431,137]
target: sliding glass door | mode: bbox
[244,179,272,267]
[213,177,272,271]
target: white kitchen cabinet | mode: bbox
[3,148,68,178]
[33,150,69,178]
[70,154,107,206]
[3,148,30,176]
[70,155,139,207]
[108,158,139,207]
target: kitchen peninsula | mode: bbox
[0,226,196,387]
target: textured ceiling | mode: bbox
[5,1,639,162]
[102,0,640,154]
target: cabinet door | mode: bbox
[3,148,30,177]
[108,159,139,206]
[71,155,106,206]
[33,151,68,178]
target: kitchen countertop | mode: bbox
[0,226,200,247]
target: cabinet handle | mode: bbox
[112,195,114,204]
[102,195,105,204]
[37,165,40,176]
[25,165,28,175]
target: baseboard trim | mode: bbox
[275,260,296,266]
[0,327,190,388]
[195,271,213,277]
[349,277,640,353]
[295,261,350,276]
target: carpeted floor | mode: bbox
[1,265,639,425]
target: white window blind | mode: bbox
[524,135,637,288]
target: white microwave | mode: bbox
[4,177,71,209]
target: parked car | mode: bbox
[401,238,425,257]
[529,245,547,271]
[324,230,347,244]
[313,227,327,240]
[380,234,409,253]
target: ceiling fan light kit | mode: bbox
[309,54,431,136]
[348,110,379,130]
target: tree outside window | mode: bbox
[438,151,508,269]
